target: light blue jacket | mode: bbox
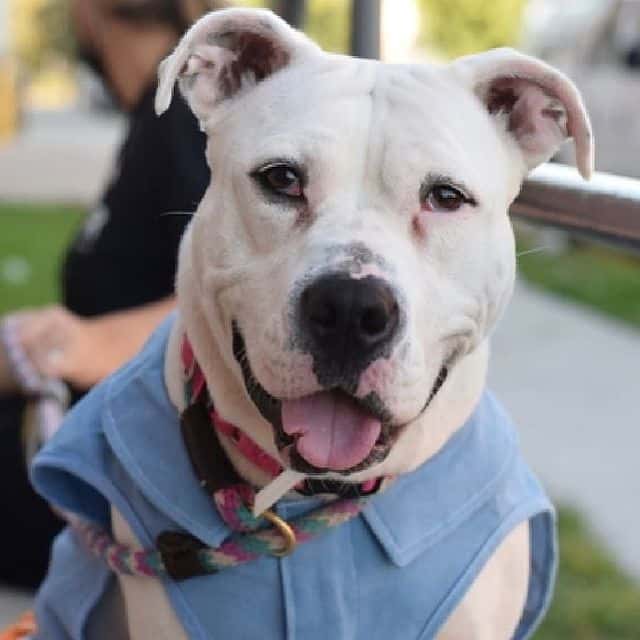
[31,317,556,639]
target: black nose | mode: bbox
[300,274,400,373]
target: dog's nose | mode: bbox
[300,274,399,368]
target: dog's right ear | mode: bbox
[155,8,319,125]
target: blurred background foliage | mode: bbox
[6,0,75,112]
[2,0,528,115]
[4,0,528,117]
[217,0,527,57]
[11,0,525,72]
[418,0,526,57]
[305,0,349,54]
[10,0,73,73]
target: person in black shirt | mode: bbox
[0,0,226,589]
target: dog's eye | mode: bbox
[254,163,304,199]
[422,184,473,212]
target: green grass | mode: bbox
[2,205,639,637]
[536,507,640,640]
[517,236,640,329]
[0,203,84,315]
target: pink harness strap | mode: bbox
[181,334,284,479]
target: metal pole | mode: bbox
[511,163,640,250]
[350,0,381,59]
[278,0,307,29]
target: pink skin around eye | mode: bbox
[413,214,428,237]
[285,182,303,198]
[412,208,429,238]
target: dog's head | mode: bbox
[157,9,592,482]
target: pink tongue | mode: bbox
[281,392,381,471]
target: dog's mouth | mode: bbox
[232,322,448,475]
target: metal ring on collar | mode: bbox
[262,509,297,557]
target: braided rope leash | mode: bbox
[0,318,70,463]
[73,496,369,580]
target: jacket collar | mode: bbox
[103,316,516,566]
[361,392,517,566]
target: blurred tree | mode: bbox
[11,0,73,72]
[0,57,19,139]
[38,0,75,62]
[306,0,349,53]
[234,0,268,7]
[417,0,526,58]
[240,0,525,57]
[7,0,528,80]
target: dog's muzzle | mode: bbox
[298,274,400,389]
[232,316,449,476]
[231,259,447,476]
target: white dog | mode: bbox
[31,8,592,640]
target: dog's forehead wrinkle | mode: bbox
[356,64,390,210]
[358,65,448,207]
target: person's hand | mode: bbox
[4,297,176,392]
[8,305,114,390]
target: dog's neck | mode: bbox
[164,316,489,491]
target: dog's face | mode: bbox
[158,9,592,481]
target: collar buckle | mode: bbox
[262,509,297,557]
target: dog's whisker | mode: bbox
[516,246,551,258]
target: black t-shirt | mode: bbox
[63,82,209,316]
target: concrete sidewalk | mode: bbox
[490,280,640,579]
[0,108,122,205]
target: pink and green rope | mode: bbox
[73,496,369,580]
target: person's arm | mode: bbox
[4,297,176,391]
[0,336,18,394]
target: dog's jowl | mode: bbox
[30,8,593,640]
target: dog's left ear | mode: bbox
[155,8,320,125]
[452,48,594,179]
